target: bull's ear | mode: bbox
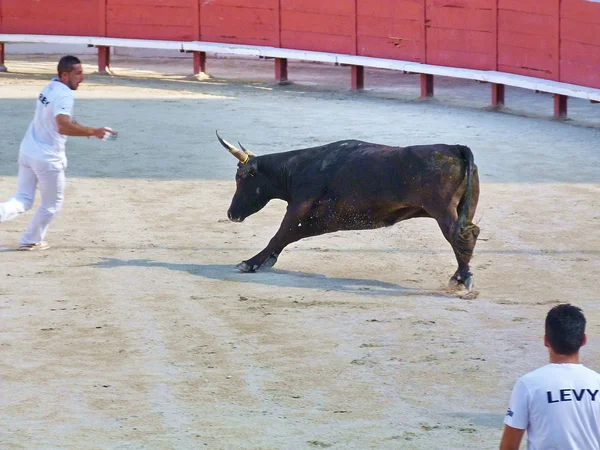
[240,157,258,177]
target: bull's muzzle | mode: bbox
[227,210,244,223]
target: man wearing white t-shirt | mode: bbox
[500,304,600,450]
[0,55,116,250]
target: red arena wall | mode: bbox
[1,0,599,89]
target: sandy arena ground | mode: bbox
[1,55,600,449]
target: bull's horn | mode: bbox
[238,142,256,157]
[216,130,249,163]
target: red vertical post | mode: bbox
[420,0,432,97]
[98,46,111,74]
[351,65,364,90]
[491,83,505,107]
[0,43,6,72]
[190,0,205,77]
[491,0,502,108]
[420,74,433,97]
[554,94,567,118]
[275,58,288,84]
[193,51,206,75]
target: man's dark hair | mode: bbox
[545,304,586,355]
[57,55,81,76]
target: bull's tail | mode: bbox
[455,145,480,262]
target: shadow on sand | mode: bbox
[89,257,456,297]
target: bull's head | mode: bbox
[216,131,278,222]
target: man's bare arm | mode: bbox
[499,425,525,450]
[56,114,116,139]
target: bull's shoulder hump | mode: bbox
[318,139,374,152]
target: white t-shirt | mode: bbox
[19,78,75,162]
[504,363,600,450]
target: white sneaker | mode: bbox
[18,241,50,251]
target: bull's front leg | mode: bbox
[236,204,319,273]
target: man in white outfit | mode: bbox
[0,55,116,250]
[499,303,600,450]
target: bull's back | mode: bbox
[287,141,473,231]
[313,141,469,202]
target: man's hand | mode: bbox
[91,127,117,139]
[56,114,118,139]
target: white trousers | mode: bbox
[0,153,66,245]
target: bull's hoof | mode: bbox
[463,275,474,293]
[448,273,474,293]
[236,261,258,273]
[448,277,461,289]
[236,254,278,273]
[261,254,278,269]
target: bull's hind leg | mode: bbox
[435,214,480,292]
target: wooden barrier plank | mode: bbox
[201,26,279,46]
[2,0,96,17]
[280,30,354,54]
[200,5,279,26]
[281,11,354,36]
[427,28,494,54]
[358,35,422,61]
[109,0,191,5]
[561,40,600,66]
[281,0,355,16]
[497,64,554,80]
[561,18,600,47]
[428,49,494,70]
[197,0,276,7]
[358,0,423,20]
[357,16,422,39]
[560,0,600,22]
[281,0,356,54]
[201,4,279,46]
[498,0,557,15]
[2,19,98,36]
[98,0,107,37]
[3,32,600,103]
[428,0,494,7]
[498,29,555,52]
[426,6,494,32]
[498,10,557,36]
[107,24,195,41]
[357,1,423,61]
[560,60,600,90]
[498,48,556,76]
[107,5,195,27]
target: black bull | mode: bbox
[217,133,480,292]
